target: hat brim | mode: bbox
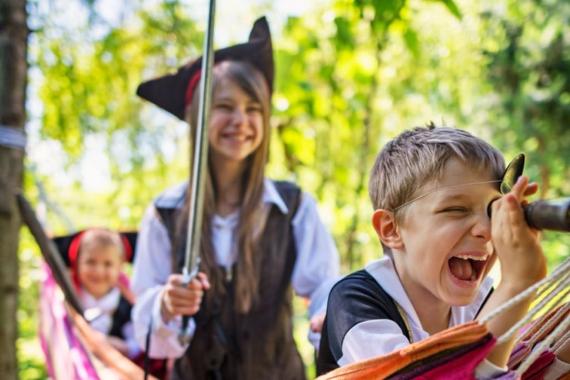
[136,16,273,120]
[52,230,138,265]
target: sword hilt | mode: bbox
[178,261,201,345]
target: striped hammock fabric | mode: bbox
[39,262,156,380]
[317,259,570,380]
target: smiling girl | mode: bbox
[131,17,340,380]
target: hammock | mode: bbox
[40,263,156,380]
[17,194,161,380]
[317,258,570,380]
[40,262,99,379]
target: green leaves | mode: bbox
[30,0,567,267]
[273,0,477,268]
[435,0,462,19]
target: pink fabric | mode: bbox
[509,342,532,369]
[40,262,100,379]
[390,334,494,379]
[521,351,556,380]
[411,335,496,380]
[492,371,521,379]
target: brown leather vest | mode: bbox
[156,181,306,380]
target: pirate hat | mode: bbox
[136,16,274,120]
[52,229,137,267]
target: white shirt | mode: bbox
[80,287,141,358]
[131,179,340,358]
[338,256,504,378]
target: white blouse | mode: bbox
[80,287,141,358]
[131,179,340,358]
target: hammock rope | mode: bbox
[480,258,570,328]
[497,273,570,345]
[516,311,570,375]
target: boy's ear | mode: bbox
[372,209,404,250]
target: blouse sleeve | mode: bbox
[291,193,340,303]
[291,192,341,348]
[131,205,172,296]
[131,205,194,358]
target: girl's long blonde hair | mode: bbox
[176,60,271,314]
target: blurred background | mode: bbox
[4,0,569,378]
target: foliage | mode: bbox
[31,0,201,229]
[480,0,570,265]
[482,0,570,197]
[273,0,491,270]
[272,0,569,270]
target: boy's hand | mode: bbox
[160,272,210,323]
[491,176,546,291]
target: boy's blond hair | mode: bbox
[369,123,505,218]
[79,228,125,260]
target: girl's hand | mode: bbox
[160,272,210,322]
[491,176,546,290]
[107,336,129,356]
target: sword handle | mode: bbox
[178,262,201,345]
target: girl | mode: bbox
[131,17,339,379]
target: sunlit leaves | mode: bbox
[482,0,570,224]
[31,0,568,268]
[431,0,462,19]
[273,0,479,269]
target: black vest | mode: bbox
[155,181,306,380]
[108,295,132,339]
[316,270,494,376]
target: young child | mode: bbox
[317,124,548,378]
[69,228,140,359]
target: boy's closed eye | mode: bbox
[439,206,470,214]
[433,191,501,217]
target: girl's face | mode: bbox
[208,76,264,166]
[77,245,122,299]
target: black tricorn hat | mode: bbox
[136,16,274,121]
[52,230,138,266]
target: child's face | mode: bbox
[77,245,122,299]
[208,76,264,166]
[395,158,501,308]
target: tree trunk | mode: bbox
[0,0,28,378]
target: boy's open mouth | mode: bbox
[448,254,489,282]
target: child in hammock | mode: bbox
[317,124,558,378]
[68,228,141,358]
[60,228,168,378]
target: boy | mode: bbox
[58,228,167,377]
[72,228,141,358]
[317,124,546,377]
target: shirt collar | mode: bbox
[366,257,422,329]
[365,255,493,340]
[210,180,289,224]
[263,179,289,215]
[80,286,121,314]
